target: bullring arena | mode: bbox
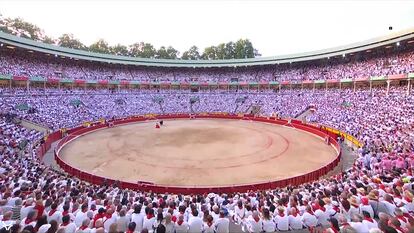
[2,8,414,233]
[57,118,338,187]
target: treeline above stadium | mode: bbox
[0,14,261,60]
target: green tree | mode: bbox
[234,39,256,59]
[1,17,44,41]
[58,34,86,50]
[201,46,218,60]
[129,42,156,58]
[156,46,169,59]
[181,46,201,60]
[0,14,12,34]
[224,42,236,59]
[215,43,226,59]
[166,46,179,59]
[89,39,110,54]
[110,44,128,56]
[42,36,55,44]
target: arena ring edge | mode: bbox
[48,113,344,194]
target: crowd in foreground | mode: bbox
[0,85,414,233]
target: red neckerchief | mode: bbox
[177,220,184,226]
[364,217,374,223]
[319,206,326,212]
[126,230,134,233]
[82,209,88,213]
[93,213,105,227]
[49,209,57,216]
[171,216,177,222]
[62,211,69,216]
[403,213,413,219]
[333,206,340,212]
[404,197,412,203]
[395,226,405,233]
[397,215,407,223]
[24,218,33,225]
[80,225,88,230]
[147,214,154,219]
[253,216,260,222]
[278,212,285,217]
[61,222,69,227]
[290,212,298,217]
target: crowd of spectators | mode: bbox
[1,44,414,82]
[0,84,413,233]
[1,42,414,232]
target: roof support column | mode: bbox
[386,80,391,97]
[369,81,372,96]
[407,79,411,96]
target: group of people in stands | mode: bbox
[0,44,413,82]
[0,41,414,233]
[0,85,413,233]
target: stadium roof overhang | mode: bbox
[1,28,414,68]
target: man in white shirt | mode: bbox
[214,211,229,233]
[301,206,317,228]
[175,215,189,233]
[74,204,89,227]
[60,215,77,233]
[349,214,369,233]
[246,211,262,233]
[47,203,63,224]
[20,198,34,220]
[131,204,145,232]
[188,209,203,232]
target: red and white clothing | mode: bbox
[246,217,262,233]
[60,222,77,233]
[314,208,330,226]
[131,212,145,232]
[274,214,289,231]
[47,209,63,224]
[20,218,36,228]
[188,216,203,232]
[174,220,189,233]
[288,214,303,230]
[203,222,215,233]
[262,219,276,232]
[362,217,378,231]
[214,217,230,233]
[142,215,156,233]
[74,210,89,227]
[349,222,369,233]
[301,211,317,227]
[233,206,246,224]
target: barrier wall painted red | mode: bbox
[40,114,341,194]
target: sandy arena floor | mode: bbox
[59,119,338,187]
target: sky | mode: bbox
[1,0,414,57]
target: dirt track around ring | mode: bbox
[59,119,337,187]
